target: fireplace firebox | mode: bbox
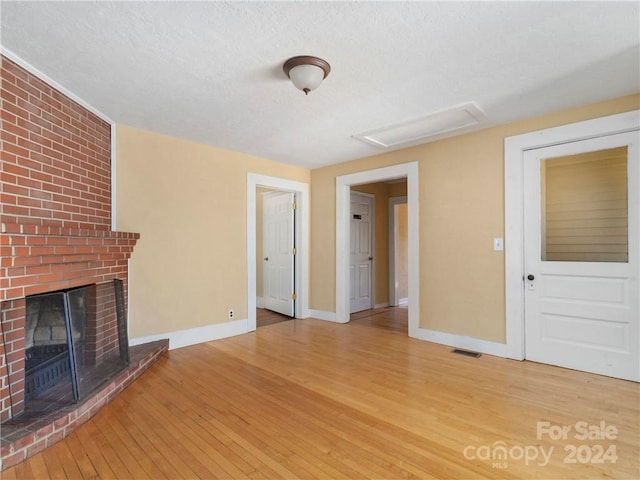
[20,280,129,415]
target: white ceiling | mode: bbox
[1,1,638,169]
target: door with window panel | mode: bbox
[523,131,639,381]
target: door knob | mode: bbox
[264,257,269,261]
[368,256,374,261]
[527,274,535,281]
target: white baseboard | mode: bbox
[374,302,390,308]
[398,297,408,306]
[256,297,265,308]
[129,318,248,351]
[129,316,506,357]
[309,309,344,323]
[411,327,507,357]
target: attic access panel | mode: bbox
[353,104,487,150]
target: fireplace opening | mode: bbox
[19,280,129,418]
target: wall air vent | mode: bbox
[352,103,488,150]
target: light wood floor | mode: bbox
[4,308,639,479]
[256,308,292,328]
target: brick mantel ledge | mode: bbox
[0,221,140,302]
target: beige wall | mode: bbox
[310,94,639,343]
[116,126,309,339]
[395,203,409,301]
[388,182,408,197]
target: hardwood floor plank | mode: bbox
[3,307,638,479]
[78,416,132,479]
[213,314,640,479]
[130,377,251,479]
[195,346,432,479]
[41,443,68,479]
[208,348,464,479]
[96,406,152,480]
[72,425,118,480]
[107,389,188,479]
[2,459,28,480]
[29,446,61,479]
[0,466,18,480]
[157,352,369,479]
[154,348,339,476]
[53,440,89,479]
[63,431,106,480]
[256,308,293,328]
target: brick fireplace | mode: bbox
[0,53,171,471]
[0,53,143,425]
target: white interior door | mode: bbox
[350,192,374,314]
[524,131,639,381]
[263,191,295,317]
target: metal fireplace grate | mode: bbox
[24,344,70,400]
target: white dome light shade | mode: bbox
[289,64,325,94]
[283,56,331,95]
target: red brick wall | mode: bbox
[84,282,120,366]
[1,56,112,230]
[0,55,138,422]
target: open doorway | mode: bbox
[349,180,408,316]
[247,174,309,332]
[389,196,408,308]
[336,162,419,337]
[256,188,296,327]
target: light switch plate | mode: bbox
[493,237,504,251]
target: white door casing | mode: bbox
[247,173,309,332]
[505,110,640,379]
[336,162,419,337]
[523,132,639,381]
[263,191,295,317]
[350,192,374,313]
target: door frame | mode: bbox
[504,110,640,360]
[247,173,310,331]
[336,162,419,337]
[388,195,408,307]
[349,190,375,312]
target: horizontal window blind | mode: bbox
[542,146,628,262]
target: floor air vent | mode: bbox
[452,349,482,358]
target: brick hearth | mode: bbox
[0,339,168,470]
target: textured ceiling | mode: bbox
[1,1,639,168]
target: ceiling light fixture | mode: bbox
[283,56,331,95]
